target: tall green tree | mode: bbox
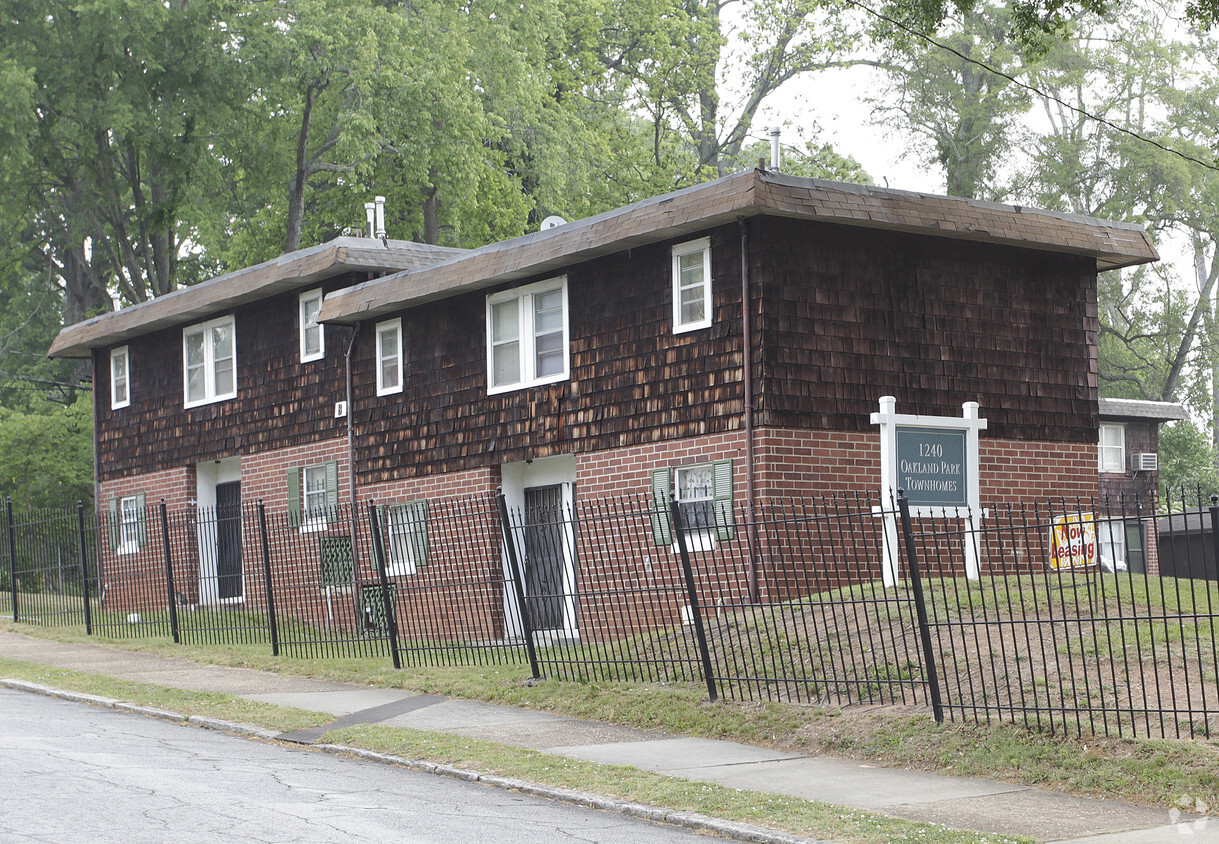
[0,0,247,316]
[868,2,1035,198]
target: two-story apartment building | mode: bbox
[49,169,1158,626]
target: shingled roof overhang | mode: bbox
[47,238,466,359]
[318,170,1159,326]
[1098,397,1190,422]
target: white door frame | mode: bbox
[195,457,243,605]
[500,455,577,640]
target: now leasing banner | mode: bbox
[1050,512,1097,570]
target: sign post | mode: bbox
[872,397,987,586]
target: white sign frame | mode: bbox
[871,396,988,586]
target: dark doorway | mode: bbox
[523,485,566,631]
[216,481,244,600]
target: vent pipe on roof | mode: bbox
[364,202,376,238]
[769,127,781,172]
[374,196,386,240]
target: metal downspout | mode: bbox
[345,322,362,536]
[740,219,759,603]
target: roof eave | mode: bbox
[48,238,465,358]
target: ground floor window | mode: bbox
[107,493,146,555]
[287,461,338,531]
[383,500,429,577]
[650,460,734,549]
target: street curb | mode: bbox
[2,678,829,844]
[314,743,822,844]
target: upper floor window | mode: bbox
[183,316,236,408]
[299,288,324,362]
[486,277,569,394]
[376,318,403,396]
[672,238,712,333]
[1098,423,1125,473]
[110,346,130,409]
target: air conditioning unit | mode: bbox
[1132,453,1158,472]
[334,400,348,419]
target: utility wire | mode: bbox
[842,0,1219,173]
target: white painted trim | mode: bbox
[375,318,403,396]
[671,237,712,334]
[298,288,325,363]
[109,346,130,409]
[486,276,570,394]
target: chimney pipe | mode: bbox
[769,127,781,172]
[374,196,386,240]
[364,202,376,239]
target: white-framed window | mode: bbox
[383,500,429,577]
[672,237,712,333]
[288,461,337,532]
[650,460,734,550]
[183,315,236,408]
[299,288,324,362]
[486,277,569,394]
[108,492,146,555]
[1097,519,1128,572]
[1098,423,1125,473]
[110,346,130,409]
[376,318,403,396]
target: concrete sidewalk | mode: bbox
[0,630,1210,843]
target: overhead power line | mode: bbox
[842,0,1219,174]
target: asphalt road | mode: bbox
[0,689,713,843]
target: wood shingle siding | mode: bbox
[95,280,360,481]
[353,229,745,485]
[754,218,1098,443]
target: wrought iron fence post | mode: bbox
[496,489,541,680]
[366,500,402,670]
[160,499,180,644]
[669,496,719,702]
[5,497,17,622]
[897,491,944,723]
[257,500,280,657]
[76,501,93,635]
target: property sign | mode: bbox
[895,426,968,508]
[871,397,988,584]
[1049,513,1097,570]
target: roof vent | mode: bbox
[364,202,376,238]
[374,196,386,240]
[770,126,782,172]
[541,215,567,231]
[1133,453,1158,472]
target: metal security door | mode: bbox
[523,485,565,630]
[215,481,244,600]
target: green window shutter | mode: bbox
[407,499,429,567]
[324,460,339,519]
[372,504,389,573]
[107,497,119,551]
[136,492,147,547]
[286,467,302,528]
[712,459,734,540]
[650,468,673,547]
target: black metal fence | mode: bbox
[3,488,1218,740]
